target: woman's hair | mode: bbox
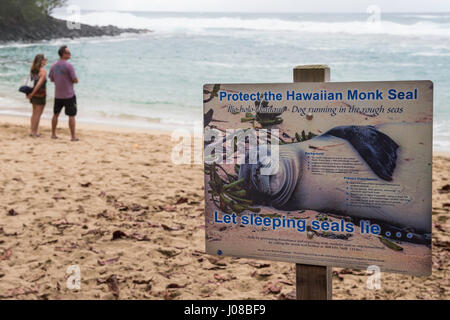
[30,54,46,75]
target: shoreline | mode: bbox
[0,31,153,48]
[1,114,449,157]
[0,114,170,136]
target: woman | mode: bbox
[27,54,47,137]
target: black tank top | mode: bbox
[31,71,47,97]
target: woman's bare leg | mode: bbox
[30,105,37,136]
[30,104,45,137]
[34,105,45,136]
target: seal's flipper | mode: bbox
[325,125,399,181]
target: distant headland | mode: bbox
[0,0,149,42]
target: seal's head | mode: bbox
[238,146,301,208]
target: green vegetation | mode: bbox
[205,162,261,214]
[0,0,67,22]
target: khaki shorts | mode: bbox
[30,96,46,106]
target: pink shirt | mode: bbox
[49,60,77,99]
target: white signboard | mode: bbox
[203,81,432,276]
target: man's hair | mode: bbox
[58,45,68,57]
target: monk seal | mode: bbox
[238,123,432,242]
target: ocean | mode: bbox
[0,11,449,150]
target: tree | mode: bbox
[40,0,69,15]
[0,0,68,22]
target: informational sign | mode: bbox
[203,81,432,276]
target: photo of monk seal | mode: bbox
[238,122,432,242]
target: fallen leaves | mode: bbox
[55,243,79,253]
[106,275,120,299]
[166,283,187,289]
[333,268,366,280]
[51,219,75,231]
[0,249,12,260]
[98,256,120,266]
[161,224,184,231]
[52,193,65,200]
[129,232,150,241]
[133,279,152,285]
[7,209,18,216]
[191,250,205,257]
[129,204,148,212]
[80,182,92,188]
[434,223,447,233]
[77,205,85,214]
[164,289,181,300]
[147,222,160,228]
[333,270,344,281]
[97,210,111,219]
[101,193,149,213]
[162,204,176,212]
[12,177,24,183]
[263,282,281,294]
[252,270,273,280]
[30,272,46,282]
[433,239,450,250]
[248,262,271,269]
[111,230,128,240]
[432,254,445,271]
[278,280,293,286]
[157,248,181,258]
[0,285,39,299]
[83,228,107,237]
[110,230,150,241]
[213,273,236,282]
[213,274,226,282]
[278,290,296,300]
[54,247,73,253]
[116,203,149,212]
[437,184,450,194]
[175,197,188,205]
[0,227,18,237]
[206,256,227,266]
[203,264,226,271]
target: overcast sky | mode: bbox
[67,0,450,13]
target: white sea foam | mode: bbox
[0,33,149,49]
[411,52,450,57]
[52,11,450,38]
[434,116,450,151]
[404,14,450,20]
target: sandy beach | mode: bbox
[0,115,448,300]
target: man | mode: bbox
[49,45,79,141]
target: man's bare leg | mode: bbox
[69,116,78,141]
[52,113,59,139]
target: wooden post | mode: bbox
[294,65,332,300]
